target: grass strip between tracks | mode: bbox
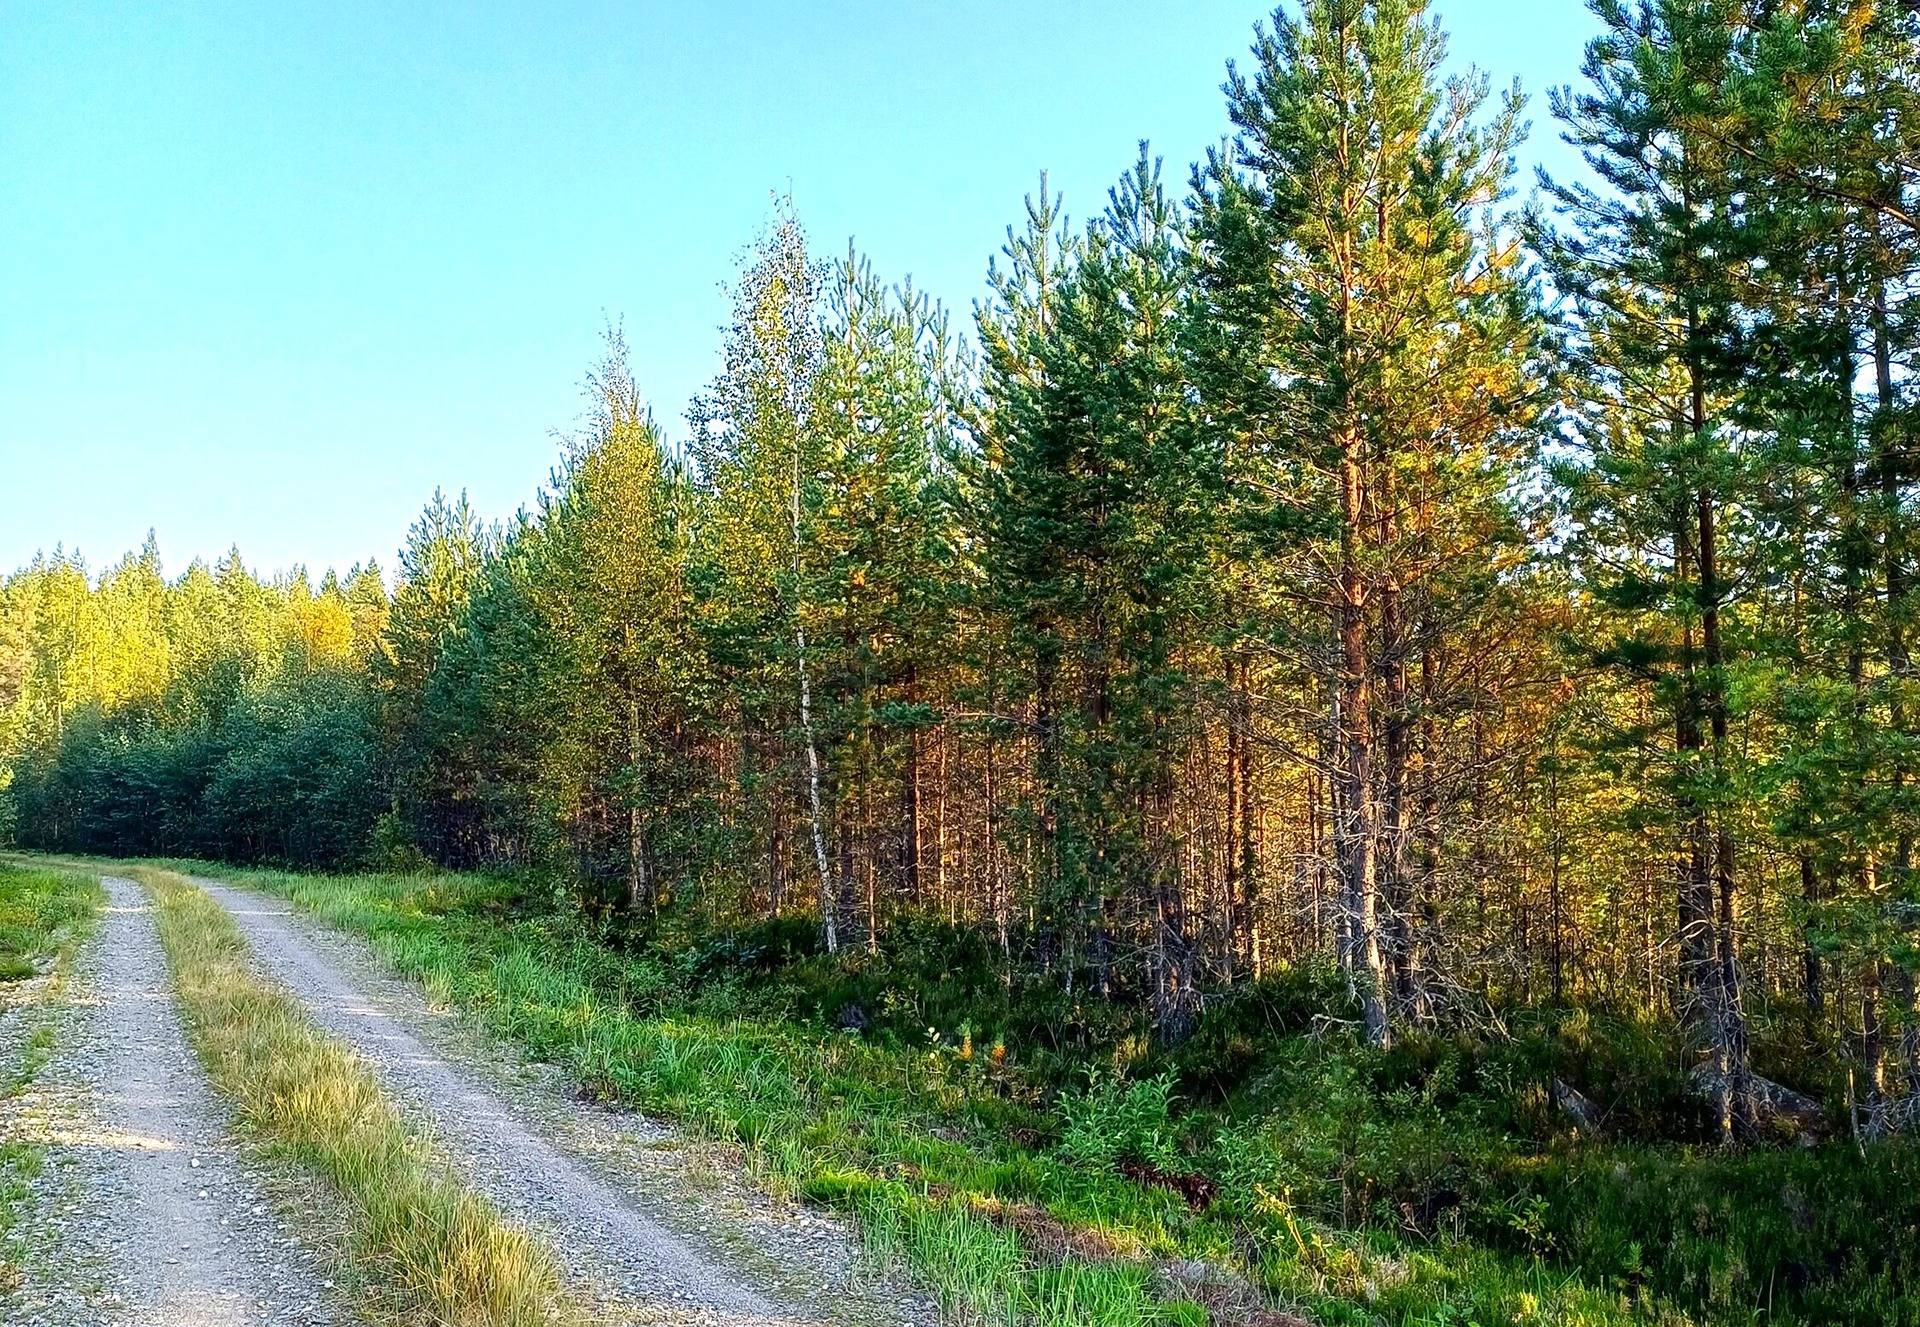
[137,865,581,1327]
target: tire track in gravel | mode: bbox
[5,877,345,1327]
[191,876,928,1327]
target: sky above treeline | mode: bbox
[0,1,1604,581]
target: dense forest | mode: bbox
[7,0,1920,1151]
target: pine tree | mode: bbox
[1535,0,1762,1140]
[1193,0,1538,1047]
[1721,0,1920,1131]
[542,327,706,913]
[812,247,958,949]
[970,174,1081,971]
[978,148,1217,1037]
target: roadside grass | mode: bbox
[0,859,99,988]
[142,867,1178,1327]
[0,859,103,1294]
[131,866,581,1327]
[151,861,1761,1327]
[18,852,1915,1323]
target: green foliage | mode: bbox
[5,0,1920,1318]
[0,861,101,1292]
[1057,1072,1179,1172]
[973,149,1218,1038]
[1163,963,1353,1100]
[8,670,380,869]
[0,862,101,983]
[0,541,389,869]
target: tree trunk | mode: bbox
[1338,430,1390,1049]
[1223,653,1244,981]
[903,665,922,905]
[1874,275,1920,1100]
[1864,958,1890,1138]
[1380,581,1411,1014]
[1696,394,1750,1144]
[1674,510,1713,1007]
[792,424,837,954]
[1235,656,1261,977]
[1801,855,1824,1017]
[626,695,651,914]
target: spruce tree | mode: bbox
[378,489,490,860]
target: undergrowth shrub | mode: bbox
[1161,961,1350,1100]
[1057,1072,1180,1171]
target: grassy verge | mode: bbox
[0,859,103,1293]
[189,867,1202,1327]
[153,862,1773,1327]
[132,866,580,1327]
[0,859,100,987]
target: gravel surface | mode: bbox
[3,877,346,1327]
[194,876,935,1327]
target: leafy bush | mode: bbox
[10,669,381,869]
[1057,1071,1180,1171]
[370,812,430,873]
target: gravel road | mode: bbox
[3,877,345,1327]
[192,876,930,1327]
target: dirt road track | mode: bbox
[5,877,344,1326]
[192,876,924,1327]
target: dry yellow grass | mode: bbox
[138,867,580,1327]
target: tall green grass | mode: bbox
[169,863,1851,1327]
[0,860,100,986]
[0,859,103,1294]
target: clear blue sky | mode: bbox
[0,1,1602,582]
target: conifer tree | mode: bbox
[1717,0,1920,1130]
[1535,0,1762,1139]
[971,175,1081,964]
[379,489,489,859]
[542,328,706,912]
[979,149,1216,1037]
[1193,0,1537,1046]
[812,247,958,948]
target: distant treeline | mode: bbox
[6,0,1920,1140]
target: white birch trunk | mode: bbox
[792,418,838,954]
